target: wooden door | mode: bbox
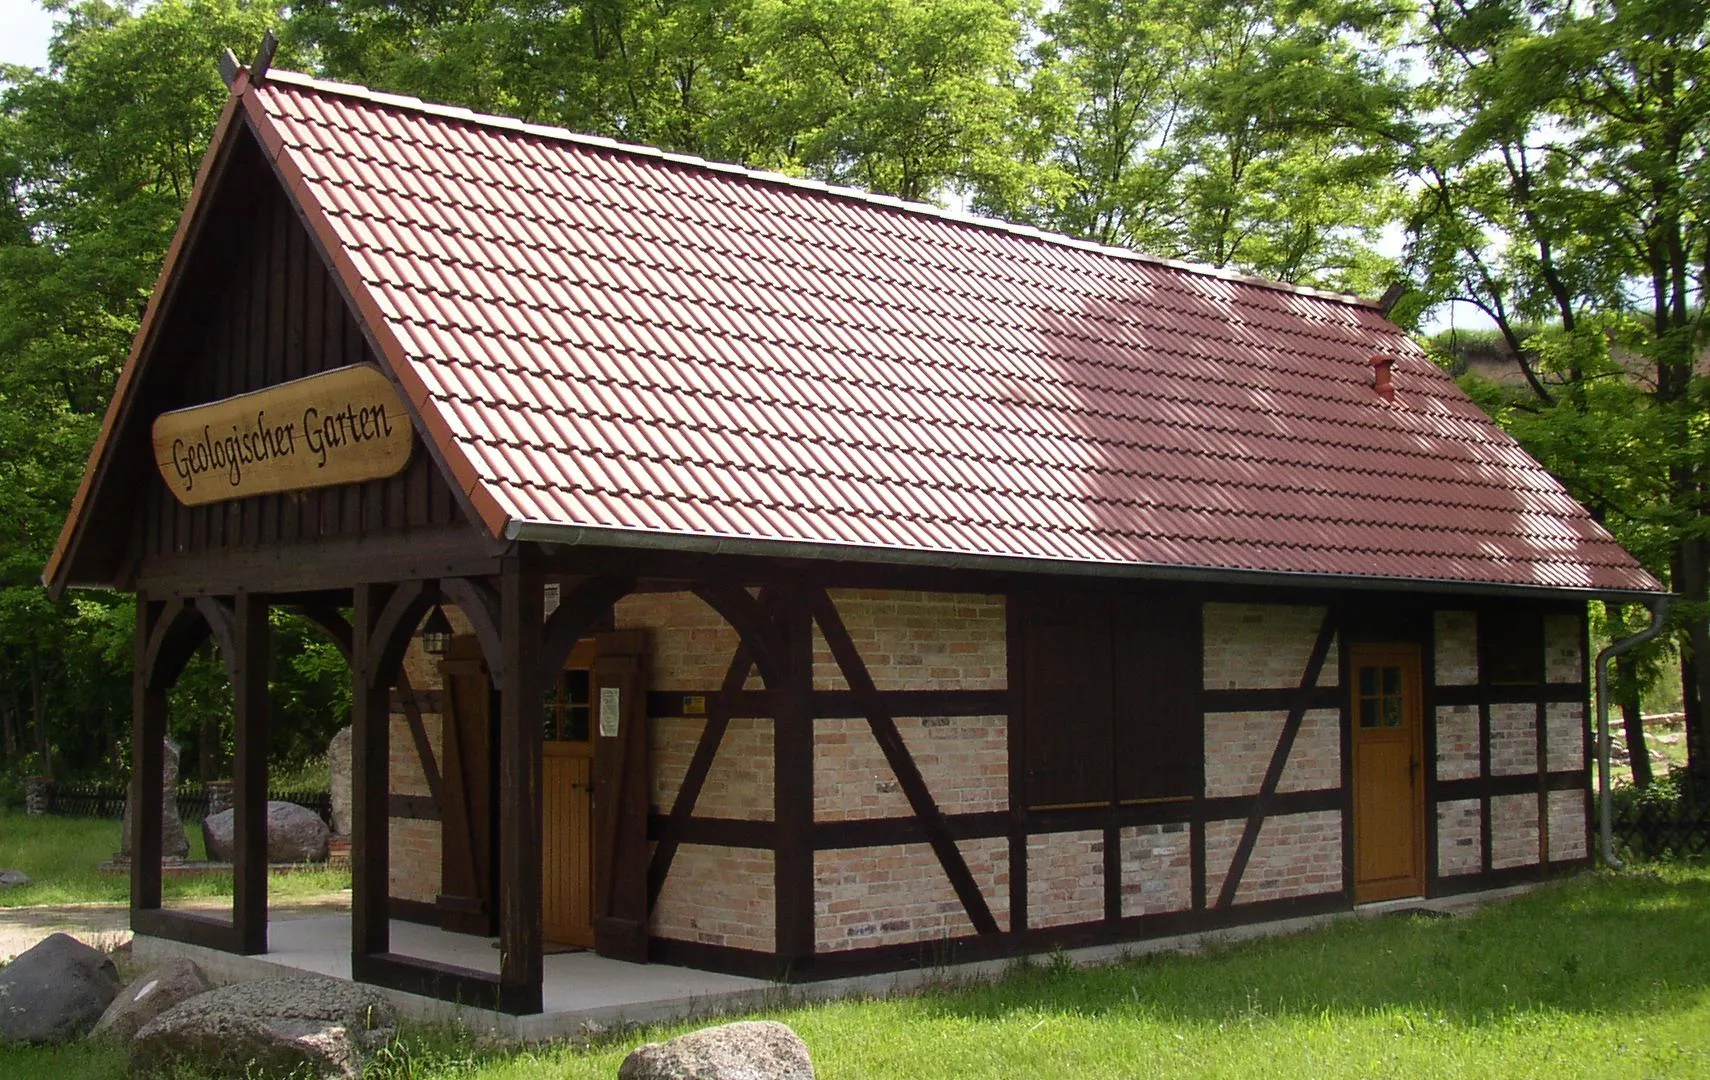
[542,651,596,947]
[1350,644,1426,903]
[439,638,497,935]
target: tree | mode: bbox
[980,0,1407,292]
[1405,0,1710,785]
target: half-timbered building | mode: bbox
[45,62,1664,1016]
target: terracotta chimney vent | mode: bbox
[1369,354,1395,403]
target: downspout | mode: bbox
[1594,595,1671,868]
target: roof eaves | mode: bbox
[506,519,1667,604]
[256,69,1382,313]
[42,82,251,598]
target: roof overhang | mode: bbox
[506,520,1668,605]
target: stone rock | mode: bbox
[0,869,29,888]
[327,725,352,837]
[121,738,190,861]
[618,1021,816,1080]
[89,958,212,1045]
[203,800,331,864]
[131,976,396,1080]
[0,933,122,1044]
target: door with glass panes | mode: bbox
[1350,644,1425,903]
[542,641,596,947]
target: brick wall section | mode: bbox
[812,713,1007,822]
[812,589,1007,692]
[1437,799,1481,875]
[1026,830,1104,928]
[1546,703,1585,771]
[1434,611,1478,685]
[389,818,441,903]
[695,718,774,820]
[1203,709,1339,798]
[1436,705,1480,780]
[1544,613,1584,684]
[1548,790,1588,861]
[1204,812,1342,904]
[1120,823,1192,916]
[814,838,1009,951]
[1203,604,1338,690]
[1490,794,1541,869]
[1489,703,1539,775]
[614,592,749,690]
[651,844,774,952]
[649,716,702,812]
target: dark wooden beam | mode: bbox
[135,528,504,597]
[811,589,1000,934]
[231,592,270,955]
[368,579,430,689]
[496,554,544,1013]
[193,596,240,679]
[442,576,503,686]
[350,583,392,960]
[291,602,354,662]
[774,586,815,968]
[1215,609,1339,909]
[131,598,167,915]
[693,584,788,686]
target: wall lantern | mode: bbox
[420,605,454,656]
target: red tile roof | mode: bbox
[49,68,1666,595]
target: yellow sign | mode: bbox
[151,364,414,506]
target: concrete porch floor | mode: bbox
[130,883,1546,1042]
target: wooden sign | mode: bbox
[152,364,413,506]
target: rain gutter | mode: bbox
[1594,594,1673,869]
[503,519,1665,605]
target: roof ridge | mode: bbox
[256,68,1384,313]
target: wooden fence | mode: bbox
[1608,796,1710,861]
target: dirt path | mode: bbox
[0,893,351,962]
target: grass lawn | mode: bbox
[4,861,1708,1078]
[0,811,349,908]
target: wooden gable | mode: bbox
[47,116,485,597]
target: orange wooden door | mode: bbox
[1350,644,1426,903]
[542,660,596,947]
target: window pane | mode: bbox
[1382,666,1401,695]
[1359,695,1381,727]
[1359,667,1377,696]
[1383,694,1402,727]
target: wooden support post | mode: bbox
[131,598,166,915]
[773,585,814,972]
[232,592,270,954]
[497,559,544,1013]
[351,583,392,960]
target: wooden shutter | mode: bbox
[591,629,650,961]
[1019,593,1112,809]
[1112,593,1202,802]
[437,636,497,935]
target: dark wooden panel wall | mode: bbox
[134,135,463,567]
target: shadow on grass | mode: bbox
[922,866,1710,1029]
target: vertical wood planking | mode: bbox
[131,598,166,914]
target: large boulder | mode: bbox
[618,1021,816,1080]
[89,958,212,1045]
[0,933,122,1044]
[130,975,397,1080]
[0,869,29,888]
[121,738,190,861]
[203,800,330,864]
[327,725,352,838]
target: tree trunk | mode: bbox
[1676,537,1710,783]
[1616,650,1652,789]
[199,714,224,782]
[1,699,16,763]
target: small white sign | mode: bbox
[599,686,621,738]
[543,582,561,616]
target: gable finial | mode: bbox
[251,29,279,84]
[218,47,241,88]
